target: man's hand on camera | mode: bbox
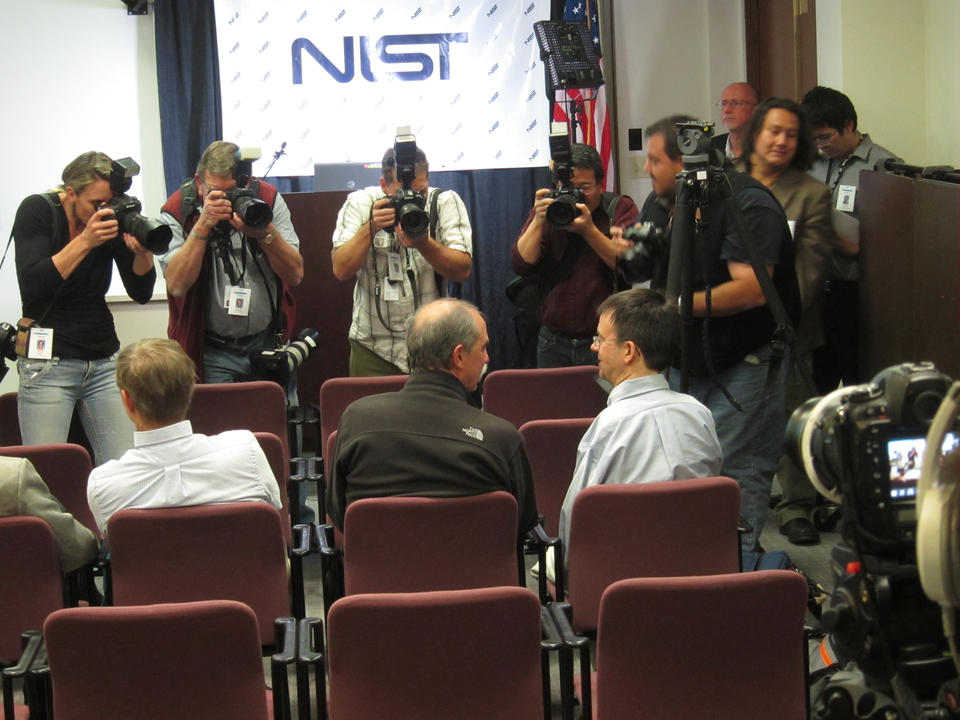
[395,224,428,251]
[370,197,397,234]
[82,207,119,246]
[532,188,553,225]
[196,188,233,234]
[568,202,597,236]
[610,225,632,257]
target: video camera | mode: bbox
[385,127,429,238]
[787,362,959,717]
[545,123,584,228]
[250,328,320,387]
[102,157,172,254]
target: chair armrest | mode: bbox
[271,617,297,720]
[316,523,336,557]
[547,602,592,720]
[291,524,312,558]
[539,607,564,720]
[3,630,44,720]
[296,617,327,720]
[527,524,565,603]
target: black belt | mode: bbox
[206,332,264,350]
[545,328,593,343]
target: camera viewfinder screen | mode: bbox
[888,437,925,499]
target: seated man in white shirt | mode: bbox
[557,288,723,556]
[87,338,282,535]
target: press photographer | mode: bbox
[510,124,638,368]
[331,127,472,377]
[7,151,158,465]
[159,140,304,400]
[629,115,800,556]
[788,362,959,719]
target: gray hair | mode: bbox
[406,299,483,371]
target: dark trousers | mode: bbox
[813,280,860,392]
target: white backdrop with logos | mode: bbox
[214,0,553,175]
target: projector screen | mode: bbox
[214,0,553,176]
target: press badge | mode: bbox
[226,287,252,317]
[383,280,401,302]
[836,185,857,212]
[387,251,404,282]
[28,327,53,360]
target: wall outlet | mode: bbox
[630,154,647,178]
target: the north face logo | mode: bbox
[462,427,484,441]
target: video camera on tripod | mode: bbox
[787,362,960,719]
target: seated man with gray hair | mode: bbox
[327,298,538,535]
[86,338,282,535]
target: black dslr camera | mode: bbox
[250,328,320,386]
[545,125,584,228]
[0,321,17,382]
[102,157,172,254]
[223,147,272,232]
[620,222,669,284]
[386,127,429,238]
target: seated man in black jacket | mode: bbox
[327,298,538,536]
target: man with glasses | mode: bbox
[710,82,760,161]
[557,288,721,552]
[801,86,899,391]
[511,143,638,368]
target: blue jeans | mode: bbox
[536,326,598,368]
[17,354,133,466]
[670,345,788,552]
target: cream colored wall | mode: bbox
[831,0,960,166]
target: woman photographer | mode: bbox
[11,151,156,464]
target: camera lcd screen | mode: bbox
[888,437,925,499]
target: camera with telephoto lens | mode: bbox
[386,127,429,238]
[101,157,172,254]
[620,222,669,284]
[224,186,272,231]
[250,328,320,386]
[545,126,584,228]
[0,321,16,382]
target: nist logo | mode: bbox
[292,33,468,83]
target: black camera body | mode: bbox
[787,362,951,557]
[250,328,320,386]
[620,222,669,284]
[546,127,584,228]
[104,157,172,254]
[387,129,429,238]
[224,186,272,231]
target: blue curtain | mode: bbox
[153,2,549,370]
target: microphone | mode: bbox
[262,142,287,178]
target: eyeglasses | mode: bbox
[592,334,619,347]
[572,182,596,193]
[813,130,838,145]
[715,99,756,110]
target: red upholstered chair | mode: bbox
[107,502,309,642]
[548,478,742,719]
[587,572,809,720]
[318,491,524,620]
[0,444,96,537]
[0,517,64,720]
[189,381,289,464]
[481,366,607,428]
[42,600,294,720]
[518,417,593,538]
[254,431,293,546]
[325,587,546,720]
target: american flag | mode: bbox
[554,0,614,191]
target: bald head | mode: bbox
[406,299,489,390]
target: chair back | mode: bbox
[0,516,62,664]
[319,375,407,461]
[43,600,270,720]
[0,443,97,537]
[342,491,520,595]
[189,381,289,464]
[482,366,607,428]
[107,502,290,644]
[253,431,292,545]
[327,587,543,720]
[0,392,19,446]
[518,417,593,537]
[595,572,808,720]
[567,477,741,631]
